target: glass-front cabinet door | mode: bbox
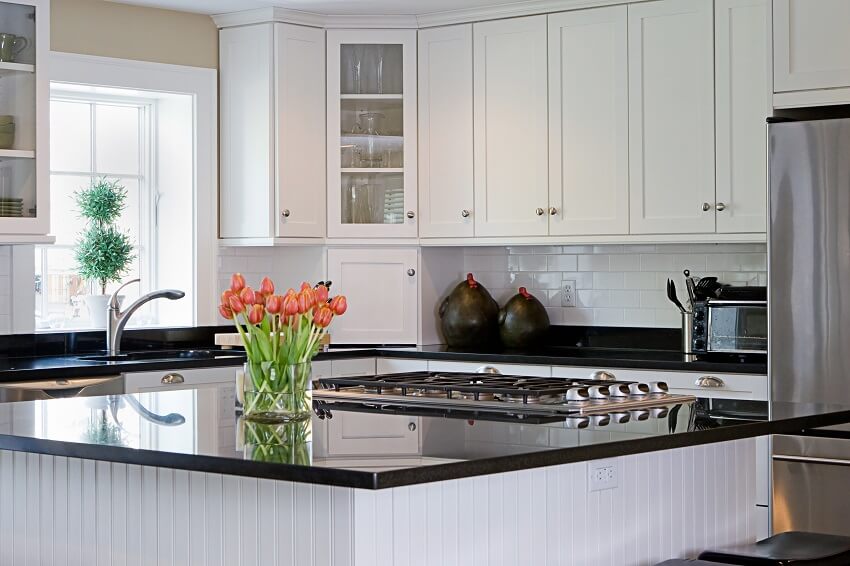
[327,30,417,238]
[0,0,48,240]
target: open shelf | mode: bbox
[341,168,404,174]
[0,149,35,159]
[340,94,403,100]
[0,61,34,75]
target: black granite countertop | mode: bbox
[0,345,764,381]
[0,387,842,489]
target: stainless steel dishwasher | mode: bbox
[0,375,124,402]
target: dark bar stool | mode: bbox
[698,531,850,565]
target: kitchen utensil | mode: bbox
[683,269,697,309]
[498,287,550,349]
[666,279,687,314]
[695,276,720,300]
[439,273,500,348]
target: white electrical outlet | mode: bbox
[561,280,576,307]
[589,460,618,491]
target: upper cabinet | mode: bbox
[0,0,49,242]
[418,25,474,239]
[628,0,716,235]
[473,16,549,238]
[548,6,629,236]
[715,0,770,234]
[327,29,418,239]
[774,0,850,93]
[219,23,325,242]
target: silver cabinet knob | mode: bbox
[461,209,471,218]
[695,376,725,388]
[591,370,616,381]
[535,207,545,216]
[407,268,416,276]
[476,365,502,375]
[549,207,559,216]
[702,203,712,212]
[408,422,417,432]
[716,202,727,212]
[281,209,291,218]
[161,373,185,385]
[406,211,415,219]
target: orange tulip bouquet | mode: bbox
[220,274,347,422]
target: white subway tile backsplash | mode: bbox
[578,255,609,272]
[463,243,766,329]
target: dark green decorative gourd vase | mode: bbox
[498,287,550,349]
[439,273,500,347]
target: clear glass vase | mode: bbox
[242,361,312,423]
[237,417,312,465]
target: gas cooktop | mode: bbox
[313,371,695,418]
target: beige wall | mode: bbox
[51,0,218,69]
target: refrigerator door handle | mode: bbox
[773,454,850,467]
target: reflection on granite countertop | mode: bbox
[0,387,841,489]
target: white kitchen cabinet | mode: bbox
[327,29,418,239]
[219,23,325,242]
[628,0,716,235]
[330,357,376,377]
[427,360,552,377]
[715,0,770,234]
[774,0,850,93]
[326,248,418,344]
[123,366,239,393]
[0,0,50,243]
[418,24,474,238]
[473,16,549,237]
[548,6,629,236]
[376,357,428,374]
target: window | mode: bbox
[36,91,155,329]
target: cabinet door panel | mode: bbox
[774,0,850,92]
[418,25,474,238]
[715,0,769,234]
[275,24,326,238]
[327,248,418,344]
[548,6,628,236]
[327,412,420,456]
[220,24,274,239]
[628,0,715,234]
[473,16,549,237]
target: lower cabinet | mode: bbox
[326,248,419,344]
[123,366,239,394]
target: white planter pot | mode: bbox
[84,295,124,329]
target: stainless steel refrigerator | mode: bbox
[769,116,850,535]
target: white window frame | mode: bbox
[40,52,219,327]
[40,93,157,325]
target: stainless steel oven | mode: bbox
[691,299,767,354]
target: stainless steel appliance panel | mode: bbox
[769,118,850,404]
[773,456,850,536]
[0,375,124,402]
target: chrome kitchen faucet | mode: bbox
[106,279,185,356]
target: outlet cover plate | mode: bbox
[561,280,576,307]
[589,459,618,492]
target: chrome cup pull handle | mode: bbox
[695,376,724,388]
[161,373,185,385]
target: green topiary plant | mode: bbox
[74,178,136,295]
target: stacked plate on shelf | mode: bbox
[0,197,23,217]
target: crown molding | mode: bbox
[212,6,417,29]
[416,0,629,27]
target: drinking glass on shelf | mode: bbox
[350,181,373,224]
[358,112,386,168]
[351,45,365,94]
[341,144,359,168]
[376,45,384,95]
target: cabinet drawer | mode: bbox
[123,367,239,393]
[377,358,429,374]
[553,365,767,400]
[331,358,376,377]
[427,360,551,377]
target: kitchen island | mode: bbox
[0,386,846,565]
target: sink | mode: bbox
[78,349,244,363]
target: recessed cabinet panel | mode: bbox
[418,25,474,238]
[327,248,418,344]
[473,16,549,237]
[628,0,715,235]
[275,23,326,238]
[715,0,769,234]
[220,24,274,239]
[548,6,628,236]
[327,30,417,239]
[774,0,850,93]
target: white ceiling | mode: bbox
[109,0,525,16]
